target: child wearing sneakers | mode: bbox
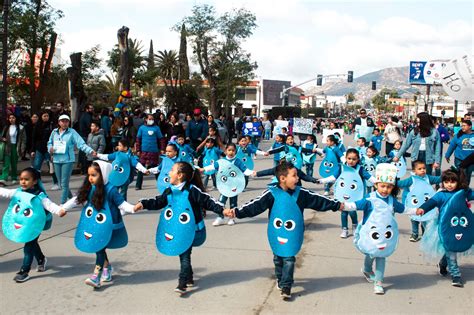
[62,161,136,288]
[134,162,224,295]
[342,163,417,295]
[0,167,66,282]
[224,162,343,300]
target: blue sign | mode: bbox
[409,61,427,85]
[243,122,262,137]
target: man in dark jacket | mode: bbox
[186,108,208,150]
[353,109,375,145]
[78,104,94,173]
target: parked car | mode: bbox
[214,119,230,144]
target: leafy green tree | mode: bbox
[107,38,146,86]
[177,4,257,116]
[8,0,63,113]
[371,88,399,111]
[347,92,355,103]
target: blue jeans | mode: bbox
[305,163,314,177]
[54,162,74,203]
[324,182,333,193]
[435,143,444,178]
[455,158,473,186]
[118,180,130,201]
[33,151,58,185]
[179,246,193,283]
[341,211,358,229]
[439,252,460,278]
[218,195,237,218]
[95,248,109,271]
[364,255,386,282]
[203,174,216,188]
[264,129,271,140]
[274,255,295,289]
[411,219,425,236]
[21,236,44,273]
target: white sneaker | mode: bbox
[373,282,385,295]
[50,184,60,191]
[227,219,235,225]
[324,191,329,196]
[340,228,349,238]
[212,217,225,226]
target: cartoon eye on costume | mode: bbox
[459,216,468,227]
[210,160,214,164]
[179,213,190,224]
[114,165,119,171]
[11,204,20,214]
[229,171,237,177]
[95,212,106,224]
[181,152,186,156]
[423,194,430,202]
[284,220,296,231]
[85,207,94,218]
[323,162,329,167]
[339,182,345,188]
[384,226,393,239]
[328,162,334,168]
[350,183,358,190]
[273,218,283,229]
[164,208,173,220]
[118,167,124,173]
[450,216,459,227]
[164,177,170,183]
[221,175,228,182]
[23,208,33,218]
[370,231,380,240]
[242,157,247,162]
[411,197,419,205]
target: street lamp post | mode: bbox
[1,0,9,125]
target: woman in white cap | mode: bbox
[47,115,96,203]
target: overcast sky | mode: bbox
[49,0,472,88]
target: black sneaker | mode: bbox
[135,187,142,190]
[37,257,47,272]
[452,277,463,287]
[14,271,30,283]
[186,279,194,287]
[409,234,420,242]
[280,287,291,300]
[438,263,448,277]
[174,283,187,295]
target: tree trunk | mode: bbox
[117,26,130,91]
[67,52,86,123]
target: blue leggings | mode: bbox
[364,255,386,282]
[341,211,358,229]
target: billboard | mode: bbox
[409,60,448,85]
[262,79,291,106]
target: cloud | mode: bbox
[311,10,369,34]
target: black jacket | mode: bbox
[235,185,340,219]
[140,183,224,224]
[354,117,375,128]
[33,121,55,153]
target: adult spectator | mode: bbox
[445,119,474,185]
[79,104,94,173]
[383,116,403,155]
[0,114,26,186]
[207,114,218,130]
[47,115,96,203]
[19,107,31,161]
[262,115,272,140]
[123,116,137,150]
[167,113,184,141]
[101,108,112,151]
[31,111,60,190]
[110,117,124,150]
[85,120,106,169]
[132,108,144,129]
[235,116,244,138]
[182,113,192,131]
[394,112,441,175]
[26,113,39,161]
[51,101,69,123]
[186,108,208,150]
[227,115,236,140]
[353,109,375,145]
[135,113,164,190]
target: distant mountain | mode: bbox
[305,66,423,101]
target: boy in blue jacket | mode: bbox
[224,162,343,300]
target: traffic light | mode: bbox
[347,71,353,83]
[316,74,323,86]
[371,81,376,90]
[283,94,289,106]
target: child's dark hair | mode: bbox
[333,132,342,139]
[281,127,288,132]
[77,162,105,210]
[244,135,252,142]
[441,168,468,190]
[209,126,217,133]
[306,134,316,143]
[167,143,178,152]
[225,142,237,150]
[237,135,246,143]
[276,134,287,142]
[367,145,379,156]
[394,139,402,146]
[411,160,426,169]
[384,181,400,197]
[177,134,185,139]
[20,167,45,193]
[345,148,360,161]
[327,134,339,145]
[118,138,130,148]
[275,161,296,181]
[175,162,205,191]
[457,119,473,137]
[205,138,216,145]
[358,137,367,145]
[374,128,380,133]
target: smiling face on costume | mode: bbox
[319,148,339,178]
[2,192,46,243]
[216,160,245,197]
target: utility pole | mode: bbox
[1,0,9,125]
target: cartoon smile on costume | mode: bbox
[216,160,245,198]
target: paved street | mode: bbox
[0,135,472,314]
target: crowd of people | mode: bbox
[0,103,473,300]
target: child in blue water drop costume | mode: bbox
[197,138,222,189]
[172,134,195,165]
[62,161,136,289]
[397,160,440,242]
[223,162,342,300]
[315,135,344,196]
[97,139,149,200]
[317,148,376,239]
[415,168,474,288]
[200,143,254,226]
[238,135,268,186]
[369,128,383,152]
[148,143,181,194]
[267,135,316,170]
[301,134,318,177]
[134,162,224,295]
[342,163,417,295]
[0,167,66,283]
[268,134,287,167]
